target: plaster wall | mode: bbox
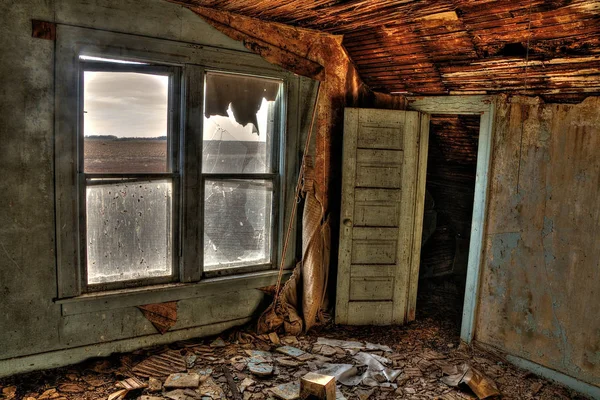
[476,96,600,388]
[0,0,310,377]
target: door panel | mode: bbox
[355,149,403,188]
[357,124,404,149]
[350,277,394,301]
[346,302,393,325]
[336,108,429,325]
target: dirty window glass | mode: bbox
[203,72,282,173]
[81,58,177,289]
[203,180,273,270]
[83,71,170,173]
[86,179,173,284]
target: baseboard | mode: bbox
[0,317,250,378]
[506,355,600,399]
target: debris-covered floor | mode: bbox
[0,285,589,400]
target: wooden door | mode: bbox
[336,108,429,325]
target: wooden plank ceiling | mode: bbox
[174,0,600,99]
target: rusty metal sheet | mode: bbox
[132,351,187,378]
[171,0,600,100]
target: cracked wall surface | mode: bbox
[476,96,600,387]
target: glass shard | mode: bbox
[203,72,282,173]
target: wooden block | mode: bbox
[300,372,336,400]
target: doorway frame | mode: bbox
[406,95,495,343]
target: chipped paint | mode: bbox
[477,96,600,388]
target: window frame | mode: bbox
[79,60,182,293]
[55,25,306,299]
[199,70,284,278]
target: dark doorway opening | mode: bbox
[416,114,480,335]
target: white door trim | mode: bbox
[406,95,496,343]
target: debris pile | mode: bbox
[0,321,587,400]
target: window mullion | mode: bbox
[181,65,204,283]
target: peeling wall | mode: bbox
[476,96,600,387]
[0,0,314,376]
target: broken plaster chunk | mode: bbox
[276,346,313,361]
[164,373,201,388]
[240,377,255,393]
[185,354,198,369]
[148,377,162,392]
[315,338,364,351]
[245,350,273,359]
[318,345,338,357]
[163,389,199,400]
[248,361,274,376]
[198,377,226,398]
[270,382,300,400]
[276,357,303,367]
[210,337,227,348]
[194,367,213,382]
[300,372,336,400]
[364,342,393,353]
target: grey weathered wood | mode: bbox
[335,109,359,323]
[350,277,394,301]
[406,113,430,321]
[406,96,492,114]
[391,111,419,324]
[461,100,495,342]
[55,25,82,298]
[346,301,393,325]
[57,25,286,76]
[336,108,427,325]
[57,270,290,316]
[182,65,205,282]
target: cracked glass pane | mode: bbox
[204,179,273,270]
[86,179,173,284]
[203,72,281,173]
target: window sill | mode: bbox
[56,269,290,316]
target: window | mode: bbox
[202,72,282,272]
[80,58,180,290]
[55,26,313,299]
[78,59,284,291]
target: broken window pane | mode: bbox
[86,179,173,284]
[204,179,273,270]
[203,72,282,173]
[83,71,170,173]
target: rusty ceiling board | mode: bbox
[173,0,600,98]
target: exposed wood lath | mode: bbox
[171,0,600,100]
